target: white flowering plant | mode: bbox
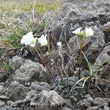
[72,27,94,38]
[19,26,109,96]
[21,32,48,47]
[21,32,60,83]
[72,27,94,79]
[21,32,36,47]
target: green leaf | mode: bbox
[93,60,110,74]
[82,51,93,76]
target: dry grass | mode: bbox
[0,2,60,14]
[0,1,60,50]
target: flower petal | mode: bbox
[38,35,48,46]
[20,32,37,47]
[21,32,34,46]
[57,42,62,48]
[72,27,81,34]
[85,27,94,37]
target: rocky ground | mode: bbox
[0,0,110,110]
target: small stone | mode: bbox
[10,100,24,107]
[86,106,101,110]
[30,82,50,91]
[70,96,77,102]
[85,94,93,103]
[78,98,93,108]
[0,100,5,107]
[93,97,106,106]
[0,105,14,110]
[6,81,29,102]
[24,90,37,103]
[30,90,65,110]
[7,101,14,106]
[61,107,72,110]
[0,95,9,100]
[107,99,110,104]
[64,99,73,108]
[101,22,110,31]
[104,105,110,110]
[0,85,4,93]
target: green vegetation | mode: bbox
[0,50,3,55]
[0,59,11,79]
[0,2,60,14]
[0,1,60,50]
[0,0,106,96]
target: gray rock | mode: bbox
[44,0,110,44]
[77,98,93,108]
[94,45,110,82]
[30,82,50,91]
[94,45,110,96]
[44,3,81,44]
[57,3,81,25]
[93,97,108,106]
[10,56,25,70]
[85,94,93,101]
[0,95,9,100]
[60,107,72,110]
[13,60,49,82]
[107,99,110,104]
[30,90,65,110]
[101,22,110,31]
[6,81,29,101]
[101,22,110,43]
[94,45,110,68]
[78,97,110,110]
[86,106,101,110]
[23,90,37,103]
[69,95,77,102]
[77,94,93,108]
[57,3,80,19]
[10,100,24,107]
[0,106,14,110]
[104,105,110,110]
[64,99,73,108]
[0,85,4,93]
[7,101,14,106]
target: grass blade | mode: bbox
[82,51,93,76]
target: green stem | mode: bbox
[48,49,62,79]
[47,33,63,79]
[78,37,84,79]
[35,45,55,83]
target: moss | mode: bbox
[103,28,110,32]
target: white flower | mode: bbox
[85,27,94,37]
[57,42,62,46]
[38,34,48,46]
[21,32,37,47]
[72,27,94,37]
[57,42,62,48]
[72,27,81,34]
